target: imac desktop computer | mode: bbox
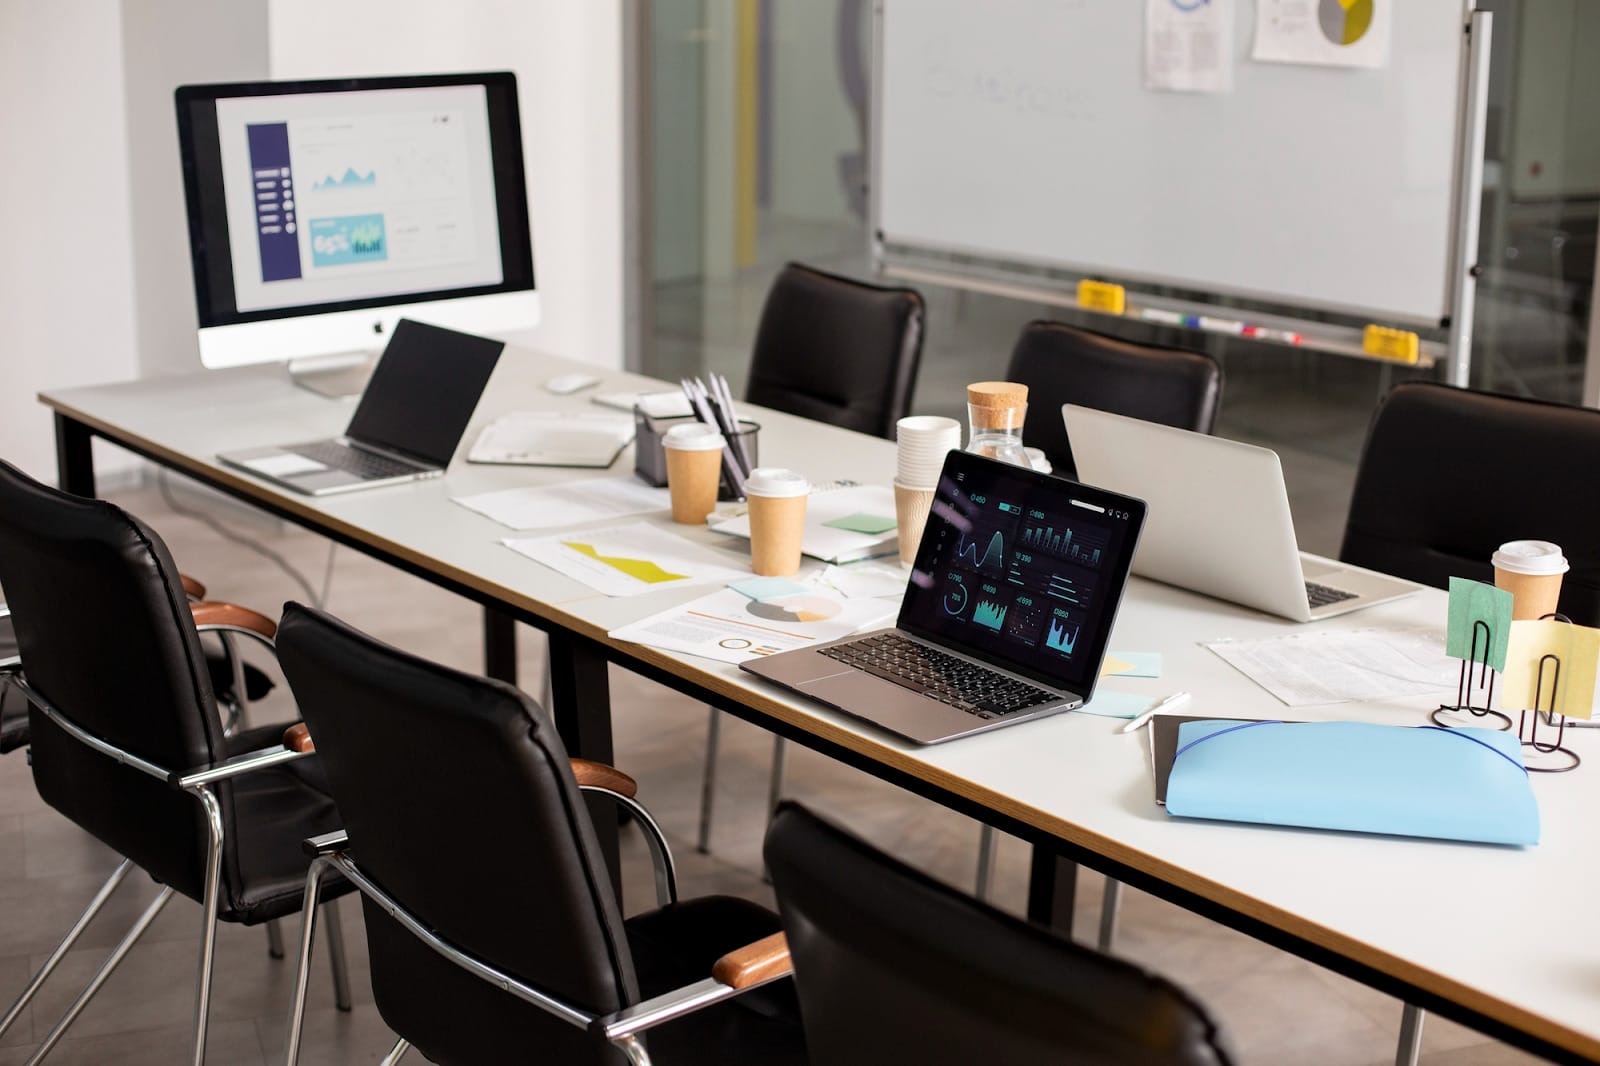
[175,71,537,397]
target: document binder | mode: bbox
[1164,720,1540,846]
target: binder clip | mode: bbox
[1431,618,1511,731]
[1517,613,1581,773]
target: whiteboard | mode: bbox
[875,0,1474,326]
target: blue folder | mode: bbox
[1165,720,1539,846]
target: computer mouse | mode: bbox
[544,373,602,395]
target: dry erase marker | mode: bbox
[1242,325,1303,345]
[1140,308,1186,326]
[1119,691,1191,733]
[1197,316,1246,335]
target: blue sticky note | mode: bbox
[1075,689,1153,719]
[728,576,811,601]
[1446,577,1512,671]
[1107,651,1163,679]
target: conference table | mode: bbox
[39,346,1600,1065]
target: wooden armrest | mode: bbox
[284,724,314,753]
[711,932,791,990]
[179,574,207,601]
[570,758,638,799]
[190,601,277,640]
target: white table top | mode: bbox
[41,350,1600,1062]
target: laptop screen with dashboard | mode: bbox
[902,450,1146,695]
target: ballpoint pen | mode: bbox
[1118,691,1191,733]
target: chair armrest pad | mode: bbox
[570,758,637,799]
[179,574,207,601]
[284,723,313,752]
[190,601,277,640]
[711,932,790,990]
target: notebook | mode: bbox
[707,483,900,564]
[467,411,635,468]
[1063,405,1422,622]
[742,449,1146,744]
[219,319,504,496]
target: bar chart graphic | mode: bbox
[1019,521,1107,568]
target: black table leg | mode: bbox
[54,414,95,497]
[483,606,518,685]
[1027,845,1078,938]
[546,628,621,899]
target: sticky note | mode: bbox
[728,576,810,601]
[823,512,898,535]
[1077,279,1127,315]
[1105,651,1163,679]
[1075,689,1153,719]
[1446,577,1513,671]
[1362,325,1421,364]
[1499,618,1600,721]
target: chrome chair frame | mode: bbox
[284,786,783,1066]
[0,624,350,1066]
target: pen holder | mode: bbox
[634,410,759,500]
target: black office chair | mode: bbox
[0,460,353,1064]
[765,801,1235,1066]
[1005,319,1223,477]
[744,261,926,439]
[1342,382,1600,626]
[276,602,806,1066]
[698,261,927,855]
[0,608,24,754]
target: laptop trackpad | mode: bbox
[800,672,971,745]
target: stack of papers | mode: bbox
[467,412,634,468]
[454,478,668,530]
[504,521,747,596]
[610,584,897,665]
[709,484,899,564]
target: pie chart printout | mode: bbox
[1319,0,1374,46]
[747,596,845,625]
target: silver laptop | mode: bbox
[742,449,1146,744]
[1063,405,1421,622]
[220,319,503,496]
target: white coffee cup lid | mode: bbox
[1492,540,1569,576]
[662,422,725,451]
[743,467,810,497]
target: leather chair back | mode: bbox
[765,802,1235,1066]
[1341,382,1600,625]
[276,603,638,1065]
[1006,320,1223,477]
[745,262,925,439]
[0,460,228,900]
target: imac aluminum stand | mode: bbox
[287,351,378,399]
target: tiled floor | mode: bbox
[0,465,1550,1063]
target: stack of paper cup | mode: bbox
[893,415,961,567]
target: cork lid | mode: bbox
[966,381,1029,408]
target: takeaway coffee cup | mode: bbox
[744,467,810,576]
[662,422,725,524]
[1492,540,1569,621]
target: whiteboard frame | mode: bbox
[869,1,1490,382]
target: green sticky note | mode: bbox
[823,512,898,535]
[1446,576,1513,671]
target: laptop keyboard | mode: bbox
[1305,581,1360,609]
[819,634,1059,719]
[291,441,421,480]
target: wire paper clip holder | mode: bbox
[1517,613,1581,773]
[1431,619,1512,731]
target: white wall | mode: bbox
[0,2,140,482]
[269,0,628,369]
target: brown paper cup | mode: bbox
[1494,567,1564,621]
[747,494,807,576]
[664,445,723,524]
[895,481,937,567]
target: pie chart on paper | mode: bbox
[747,596,844,625]
[1319,0,1374,46]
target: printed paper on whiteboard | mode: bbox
[1252,0,1390,69]
[1145,0,1234,93]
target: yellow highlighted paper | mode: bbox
[1362,325,1421,364]
[1077,280,1127,315]
[1498,619,1600,721]
[563,540,689,584]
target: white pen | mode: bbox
[1118,691,1191,734]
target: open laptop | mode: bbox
[742,449,1146,744]
[219,319,504,496]
[1063,405,1421,622]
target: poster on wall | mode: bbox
[1145,0,1235,93]
[1252,0,1390,69]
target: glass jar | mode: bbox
[965,381,1031,468]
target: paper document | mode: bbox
[1205,628,1454,707]
[610,585,898,665]
[1145,0,1233,93]
[709,485,899,564]
[504,521,747,597]
[456,478,668,531]
[467,411,635,468]
[1252,0,1390,69]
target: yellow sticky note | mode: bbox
[1099,655,1135,678]
[1498,619,1600,721]
[1077,280,1127,315]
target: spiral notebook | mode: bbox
[467,412,635,468]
